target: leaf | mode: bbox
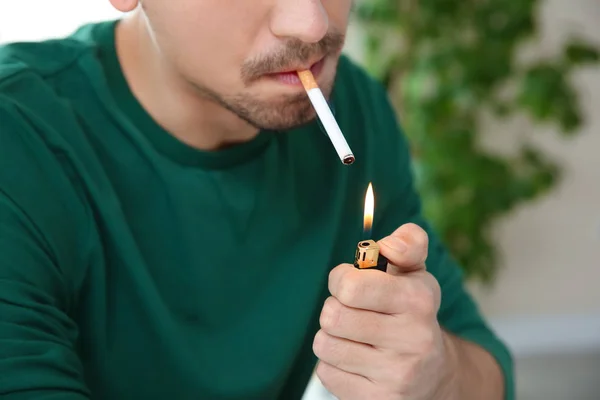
[359,0,599,284]
[564,40,600,66]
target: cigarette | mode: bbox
[297,70,355,165]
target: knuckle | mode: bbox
[315,361,329,383]
[389,379,411,397]
[336,270,363,306]
[315,362,338,393]
[417,328,436,353]
[380,357,405,385]
[327,266,340,292]
[407,280,437,316]
[312,330,327,358]
[320,297,341,331]
[401,357,421,384]
[383,357,418,397]
[327,264,353,296]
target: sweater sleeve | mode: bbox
[0,99,91,399]
[369,82,515,400]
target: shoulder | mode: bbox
[0,22,109,176]
[0,39,88,81]
[0,31,100,282]
[0,24,101,205]
[0,21,109,112]
[0,35,83,198]
[0,96,94,298]
[0,22,102,94]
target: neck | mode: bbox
[114,12,259,151]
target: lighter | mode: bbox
[354,239,388,272]
[354,183,388,272]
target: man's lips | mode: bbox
[265,58,326,86]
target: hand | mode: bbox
[313,223,458,400]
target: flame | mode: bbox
[363,182,374,236]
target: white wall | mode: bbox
[0,0,122,43]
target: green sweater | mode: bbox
[0,20,514,400]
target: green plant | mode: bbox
[354,0,599,284]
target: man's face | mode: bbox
[138,0,352,130]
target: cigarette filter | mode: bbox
[354,239,388,272]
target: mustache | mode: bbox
[240,31,345,84]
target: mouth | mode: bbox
[264,57,326,86]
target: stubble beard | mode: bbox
[193,87,316,131]
[190,33,344,131]
[192,75,337,131]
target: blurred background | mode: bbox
[1,1,599,399]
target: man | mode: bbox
[0,0,513,399]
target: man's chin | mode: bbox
[227,94,321,131]
[252,107,318,131]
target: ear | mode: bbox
[108,0,139,12]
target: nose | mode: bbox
[270,0,329,43]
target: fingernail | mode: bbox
[382,236,407,253]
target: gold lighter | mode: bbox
[354,239,388,271]
[354,183,388,272]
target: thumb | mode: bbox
[378,223,428,275]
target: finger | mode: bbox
[329,264,399,313]
[313,329,384,379]
[319,296,402,348]
[315,360,376,400]
[329,265,440,315]
[378,223,428,275]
